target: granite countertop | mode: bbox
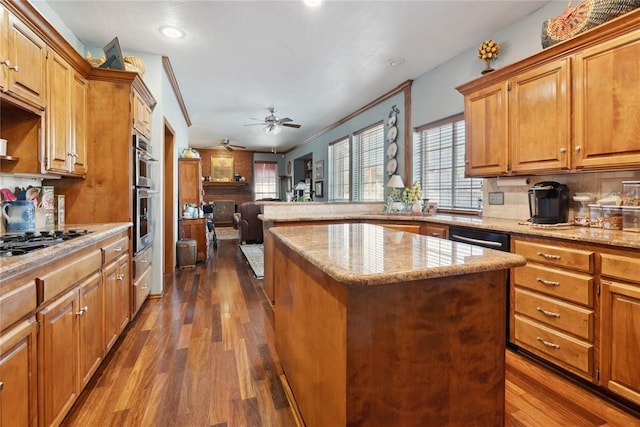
[0,223,132,279]
[260,211,640,250]
[270,223,526,286]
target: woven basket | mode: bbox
[124,56,146,75]
[542,0,640,48]
[85,52,106,67]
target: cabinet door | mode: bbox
[38,288,79,427]
[103,254,130,352]
[132,264,151,318]
[509,58,571,173]
[600,279,640,405]
[6,12,46,108]
[0,6,7,91]
[46,50,71,173]
[0,318,37,427]
[464,80,509,176]
[78,273,103,389]
[573,31,640,169]
[70,72,87,175]
[423,224,448,239]
[178,159,203,207]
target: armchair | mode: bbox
[233,202,263,244]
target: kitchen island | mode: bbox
[271,223,526,427]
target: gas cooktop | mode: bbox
[0,230,92,257]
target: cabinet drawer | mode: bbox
[423,224,448,239]
[133,266,152,314]
[514,240,594,273]
[380,224,422,234]
[36,249,102,304]
[103,236,129,265]
[514,314,593,377]
[0,281,36,332]
[601,253,640,284]
[514,288,593,340]
[513,263,594,307]
[133,245,152,279]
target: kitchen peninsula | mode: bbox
[271,223,526,426]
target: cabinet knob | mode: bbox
[75,306,88,316]
[0,381,4,391]
[559,148,566,154]
[142,284,149,290]
[117,274,125,281]
[575,146,581,152]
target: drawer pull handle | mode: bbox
[536,277,560,287]
[536,307,560,318]
[536,336,560,349]
[142,284,149,290]
[117,274,125,281]
[76,306,89,316]
[537,252,560,260]
[0,381,4,391]
[115,246,123,252]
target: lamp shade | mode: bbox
[294,181,307,190]
[386,174,405,188]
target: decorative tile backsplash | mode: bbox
[482,170,640,221]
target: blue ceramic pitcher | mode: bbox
[2,200,36,232]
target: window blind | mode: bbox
[352,122,384,201]
[328,137,350,201]
[254,161,278,200]
[414,115,482,210]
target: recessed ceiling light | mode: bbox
[160,26,185,39]
[387,58,406,67]
[304,0,323,7]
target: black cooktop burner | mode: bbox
[0,229,91,257]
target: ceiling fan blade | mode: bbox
[282,123,301,128]
[225,146,233,151]
[278,117,293,123]
[244,123,265,126]
[230,144,247,149]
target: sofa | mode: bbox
[233,202,263,244]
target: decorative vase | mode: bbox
[391,202,405,212]
[481,59,495,75]
[412,200,423,213]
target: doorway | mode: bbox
[163,119,176,275]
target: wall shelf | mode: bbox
[203,181,249,188]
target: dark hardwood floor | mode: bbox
[62,238,640,426]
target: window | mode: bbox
[328,137,350,201]
[413,114,482,210]
[352,122,384,201]
[254,161,278,200]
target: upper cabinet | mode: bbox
[0,4,46,108]
[458,9,640,177]
[573,30,640,170]
[45,50,87,177]
[132,88,152,140]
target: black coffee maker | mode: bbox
[528,181,569,224]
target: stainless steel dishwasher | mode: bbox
[449,225,514,347]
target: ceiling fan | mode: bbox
[216,138,246,151]
[246,107,302,134]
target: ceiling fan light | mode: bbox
[264,124,281,135]
[304,0,323,7]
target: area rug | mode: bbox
[216,227,239,240]
[239,244,264,279]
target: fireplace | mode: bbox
[213,200,236,227]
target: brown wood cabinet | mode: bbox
[458,9,640,176]
[600,252,640,406]
[423,223,448,239]
[132,88,152,140]
[0,5,46,109]
[179,218,208,262]
[132,244,152,318]
[45,50,87,176]
[0,317,37,427]
[511,237,596,381]
[178,158,203,208]
[573,29,640,170]
[103,249,130,351]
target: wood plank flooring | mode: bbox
[62,239,640,426]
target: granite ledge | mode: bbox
[271,223,526,287]
[1,223,132,280]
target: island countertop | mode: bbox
[270,222,526,286]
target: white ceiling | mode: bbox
[41,0,550,153]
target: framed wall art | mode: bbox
[315,181,324,198]
[315,160,324,180]
[210,155,234,181]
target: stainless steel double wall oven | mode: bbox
[133,134,157,254]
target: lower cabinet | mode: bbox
[600,253,640,406]
[179,219,208,262]
[103,253,130,352]
[37,272,102,427]
[512,235,640,408]
[132,245,152,318]
[0,317,37,427]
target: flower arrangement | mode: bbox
[477,39,500,74]
[405,181,422,202]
